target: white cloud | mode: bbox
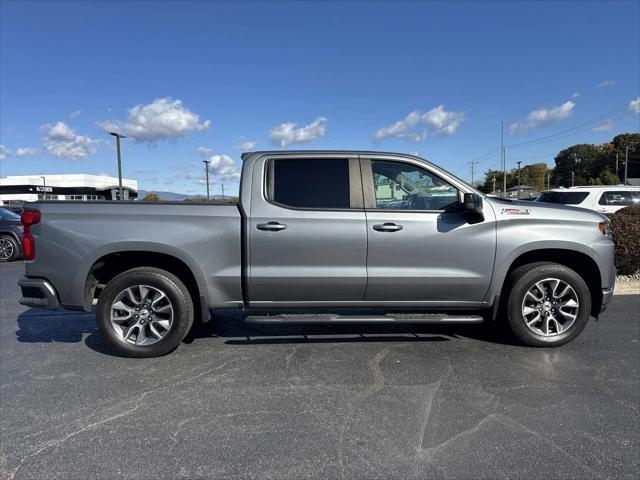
[269,117,326,147]
[592,119,614,132]
[99,97,210,143]
[0,145,9,160]
[197,146,213,157]
[69,109,82,119]
[373,106,465,143]
[207,154,241,181]
[572,92,580,98]
[596,80,615,88]
[15,147,38,157]
[630,97,640,114]
[509,101,575,134]
[423,105,465,137]
[42,122,99,161]
[235,138,256,150]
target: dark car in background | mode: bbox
[0,207,23,262]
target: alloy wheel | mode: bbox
[521,278,580,337]
[0,238,15,261]
[109,285,174,345]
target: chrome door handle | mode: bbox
[372,223,403,232]
[257,222,287,231]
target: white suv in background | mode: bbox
[536,186,640,214]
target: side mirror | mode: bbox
[462,193,484,224]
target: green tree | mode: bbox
[142,193,160,201]
[553,144,603,187]
[598,168,620,185]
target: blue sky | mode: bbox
[1,0,639,195]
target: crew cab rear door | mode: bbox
[246,154,367,305]
[361,155,496,306]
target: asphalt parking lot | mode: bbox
[1,261,639,480]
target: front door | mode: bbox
[362,157,496,306]
[247,156,367,305]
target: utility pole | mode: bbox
[571,171,575,187]
[501,121,506,197]
[492,176,496,194]
[616,153,619,181]
[39,176,46,200]
[546,172,550,190]
[221,184,225,201]
[624,145,629,185]
[108,132,127,200]
[516,161,522,199]
[469,161,479,185]
[202,160,210,200]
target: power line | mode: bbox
[508,104,633,149]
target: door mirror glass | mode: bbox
[462,193,484,223]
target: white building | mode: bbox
[0,174,138,204]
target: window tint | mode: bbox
[0,208,20,220]
[536,191,589,205]
[370,161,458,210]
[598,190,640,206]
[270,158,350,209]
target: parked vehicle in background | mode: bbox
[536,186,640,214]
[0,207,23,262]
[17,151,615,357]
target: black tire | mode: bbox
[96,267,194,357]
[505,262,591,347]
[0,234,19,263]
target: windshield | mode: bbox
[536,191,589,205]
[0,208,21,220]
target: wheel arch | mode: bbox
[498,248,603,317]
[83,249,209,322]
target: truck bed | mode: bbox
[24,201,243,310]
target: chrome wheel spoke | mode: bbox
[526,312,541,326]
[154,303,172,313]
[135,326,147,345]
[122,324,138,342]
[558,308,577,320]
[153,319,171,330]
[559,298,578,308]
[149,323,163,339]
[151,292,167,308]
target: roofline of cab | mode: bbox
[240,150,482,197]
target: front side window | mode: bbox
[598,190,640,206]
[269,158,350,209]
[370,160,459,210]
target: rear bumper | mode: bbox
[18,277,60,310]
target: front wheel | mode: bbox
[506,262,591,347]
[96,267,194,357]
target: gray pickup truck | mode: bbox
[18,151,615,357]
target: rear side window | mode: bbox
[269,158,350,209]
[598,190,640,206]
[537,191,589,205]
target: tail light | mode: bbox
[21,210,41,260]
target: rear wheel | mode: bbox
[96,267,194,357]
[0,235,19,262]
[506,262,591,347]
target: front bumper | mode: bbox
[600,268,616,313]
[18,277,60,310]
